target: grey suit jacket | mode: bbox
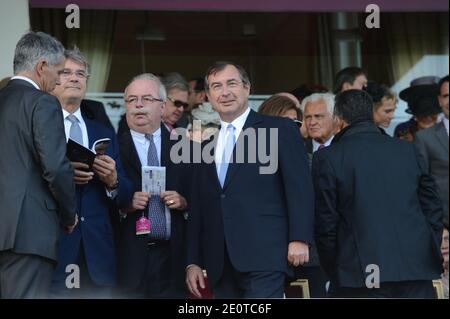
[0,79,77,261]
[416,121,449,226]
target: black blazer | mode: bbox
[187,110,315,288]
[0,79,76,261]
[312,121,443,288]
[116,124,192,292]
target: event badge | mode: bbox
[136,214,150,235]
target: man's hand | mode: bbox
[71,162,94,185]
[287,241,310,267]
[186,265,205,298]
[161,191,187,211]
[92,155,117,188]
[64,214,78,234]
[124,192,150,213]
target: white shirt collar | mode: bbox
[62,107,83,123]
[312,135,334,153]
[10,76,40,90]
[219,107,251,137]
[130,127,162,144]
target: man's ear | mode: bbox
[35,59,46,77]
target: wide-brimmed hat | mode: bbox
[399,76,441,116]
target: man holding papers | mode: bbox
[50,48,132,298]
[117,73,192,298]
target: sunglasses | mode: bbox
[168,97,189,109]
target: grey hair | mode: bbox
[124,73,167,101]
[300,92,335,116]
[13,31,65,75]
[161,72,189,93]
[64,46,90,76]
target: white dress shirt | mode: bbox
[130,128,171,239]
[10,76,40,90]
[312,135,334,153]
[215,107,251,175]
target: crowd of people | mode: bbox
[0,31,448,299]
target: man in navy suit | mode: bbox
[186,61,315,298]
[50,48,133,297]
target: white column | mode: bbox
[0,0,30,79]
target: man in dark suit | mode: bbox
[50,48,133,298]
[0,31,77,299]
[313,89,443,298]
[186,61,314,298]
[416,75,449,226]
[117,73,191,298]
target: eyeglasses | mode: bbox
[59,69,88,80]
[209,80,244,93]
[293,119,303,128]
[125,95,163,106]
[167,96,189,109]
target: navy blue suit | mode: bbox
[187,110,315,297]
[52,117,133,288]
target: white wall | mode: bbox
[0,0,30,80]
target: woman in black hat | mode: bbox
[394,76,442,141]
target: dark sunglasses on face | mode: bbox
[168,97,189,109]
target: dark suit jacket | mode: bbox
[187,110,315,288]
[415,122,449,226]
[312,121,443,288]
[117,125,192,293]
[53,117,133,286]
[0,79,76,261]
[80,99,114,131]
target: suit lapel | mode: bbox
[222,110,263,190]
[121,129,142,177]
[160,122,171,168]
[434,122,449,154]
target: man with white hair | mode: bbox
[300,93,337,156]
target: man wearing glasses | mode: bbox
[50,48,133,298]
[186,61,314,298]
[161,72,190,133]
[116,73,192,298]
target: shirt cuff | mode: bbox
[105,187,118,199]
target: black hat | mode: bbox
[399,76,441,116]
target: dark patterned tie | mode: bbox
[145,133,167,240]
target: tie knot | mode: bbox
[226,124,235,131]
[145,133,154,142]
[67,114,78,124]
[318,144,325,150]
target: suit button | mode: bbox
[80,217,85,222]
[221,194,226,199]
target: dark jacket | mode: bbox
[0,79,76,261]
[187,110,315,288]
[312,121,443,288]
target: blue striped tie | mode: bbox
[145,133,167,240]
